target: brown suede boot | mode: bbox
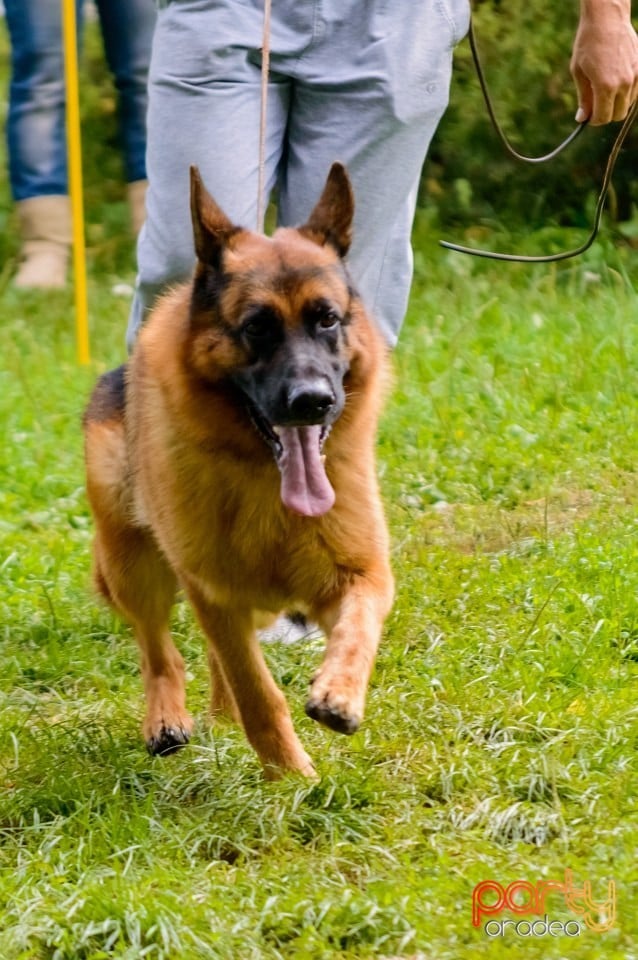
[127,179,148,235]
[14,195,71,289]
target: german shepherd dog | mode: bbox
[83,163,393,778]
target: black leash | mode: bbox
[441,18,638,263]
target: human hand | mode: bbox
[571,0,638,125]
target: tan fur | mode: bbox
[84,164,393,778]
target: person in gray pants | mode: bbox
[127,0,638,351]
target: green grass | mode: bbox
[1,22,638,960]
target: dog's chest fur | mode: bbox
[129,378,363,611]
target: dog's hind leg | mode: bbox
[85,382,192,756]
[307,567,394,735]
[93,526,193,755]
[184,583,315,779]
[207,648,241,724]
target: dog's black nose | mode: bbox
[286,381,336,423]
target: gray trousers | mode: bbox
[127,0,470,349]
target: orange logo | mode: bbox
[472,870,616,936]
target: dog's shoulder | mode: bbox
[83,364,128,426]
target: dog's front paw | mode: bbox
[305,675,362,735]
[146,726,190,756]
[144,710,193,756]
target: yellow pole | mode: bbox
[61,0,90,364]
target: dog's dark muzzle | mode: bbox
[281,377,338,427]
[233,335,348,517]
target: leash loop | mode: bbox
[468,19,588,165]
[441,17,638,263]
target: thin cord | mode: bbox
[441,99,638,262]
[468,19,587,164]
[256,0,272,233]
[441,18,638,263]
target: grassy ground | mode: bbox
[1,23,637,960]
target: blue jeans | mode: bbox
[128,0,470,349]
[5,0,156,202]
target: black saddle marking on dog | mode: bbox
[83,364,127,425]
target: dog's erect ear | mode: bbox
[190,165,238,268]
[299,163,355,259]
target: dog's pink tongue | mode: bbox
[277,425,335,516]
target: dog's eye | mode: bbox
[244,320,268,338]
[316,310,340,331]
[242,310,278,341]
